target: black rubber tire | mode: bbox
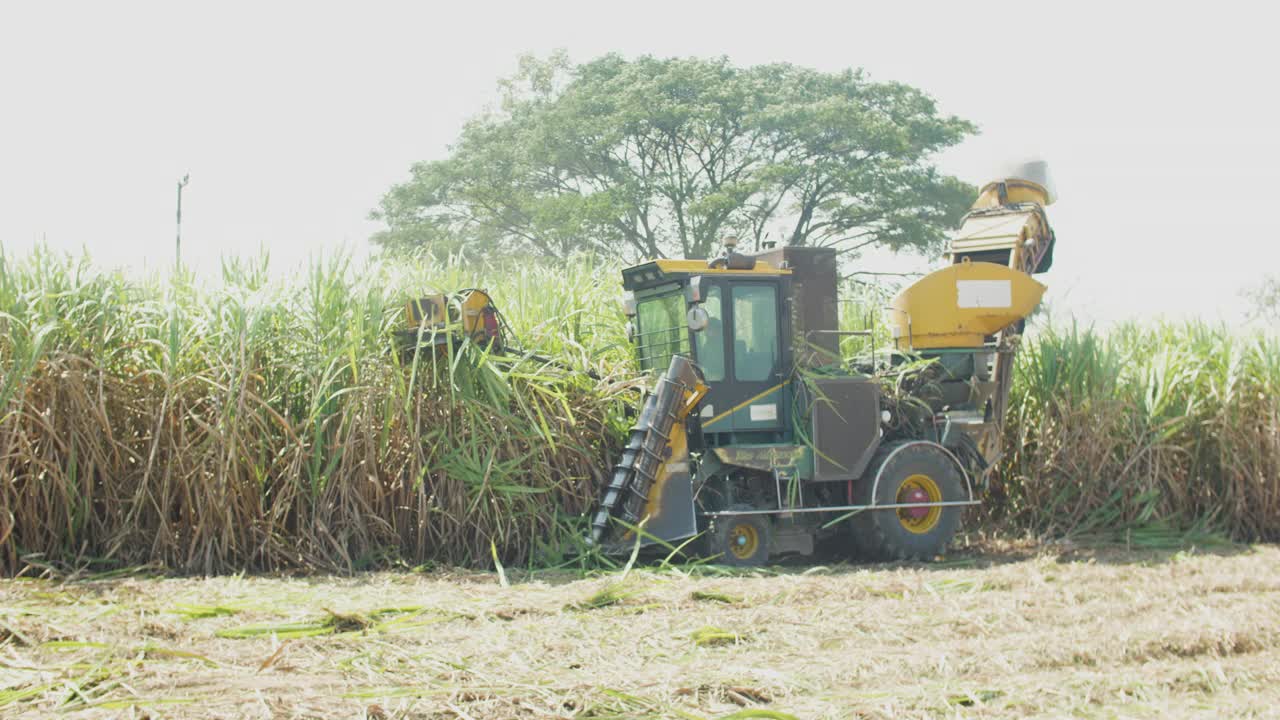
[850,442,965,561]
[709,509,771,567]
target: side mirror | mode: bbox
[685,276,704,303]
[686,306,709,332]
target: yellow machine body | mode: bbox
[949,188,1053,279]
[631,377,708,539]
[888,261,1046,350]
[402,289,502,352]
[592,164,1060,562]
[951,209,1049,268]
[971,177,1053,210]
[889,172,1055,351]
[652,258,789,277]
[404,289,493,336]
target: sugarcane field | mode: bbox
[3,4,1279,719]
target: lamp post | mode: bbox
[175,173,190,270]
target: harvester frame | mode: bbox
[591,163,1058,564]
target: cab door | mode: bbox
[725,281,785,433]
[691,280,729,428]
[694,279,786,436]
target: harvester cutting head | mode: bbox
[399,289,505,356]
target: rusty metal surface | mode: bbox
[713,444,808,473]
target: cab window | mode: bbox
[635,292,688,372]
[732,284,779,381]
[693,286,725,381]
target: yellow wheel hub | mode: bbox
[727,522,760,560]
[897,473,942,534]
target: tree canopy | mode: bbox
[373,53,977,262]
[1244,274,1280,323]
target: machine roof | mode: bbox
[622,258,789,291]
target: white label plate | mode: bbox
[749,403,778,421]
[957,279,1012,308]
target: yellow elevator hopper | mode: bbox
[888,163,1056,351]
[887,261,1046,350]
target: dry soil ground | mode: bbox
[2,543,1279,719]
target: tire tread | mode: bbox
[850,441,963,562]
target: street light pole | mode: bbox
[175,173,190,270]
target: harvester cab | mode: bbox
[592,162,1058,564]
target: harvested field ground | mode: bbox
[2,543,1279,719]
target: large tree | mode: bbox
[373,53,976,261]
[1244,274,1280,323]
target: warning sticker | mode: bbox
[749,403,778,421]
[957,279,1012,308]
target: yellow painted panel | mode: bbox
[633,378,706,532]
[649,258,790,276]
[972,179,1052,209]
[405,291,492,330]
[642,421,688,523]
[458,289,493,338]
[888,262,1046,350]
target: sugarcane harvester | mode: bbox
[591,162,1058,564]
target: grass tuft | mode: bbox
[690,626,743,647]
[171,604,239,620]
[717,709,800,720]
[569,583,640,611]
[690,590,742,604]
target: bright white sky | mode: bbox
[2,2,1275,324]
